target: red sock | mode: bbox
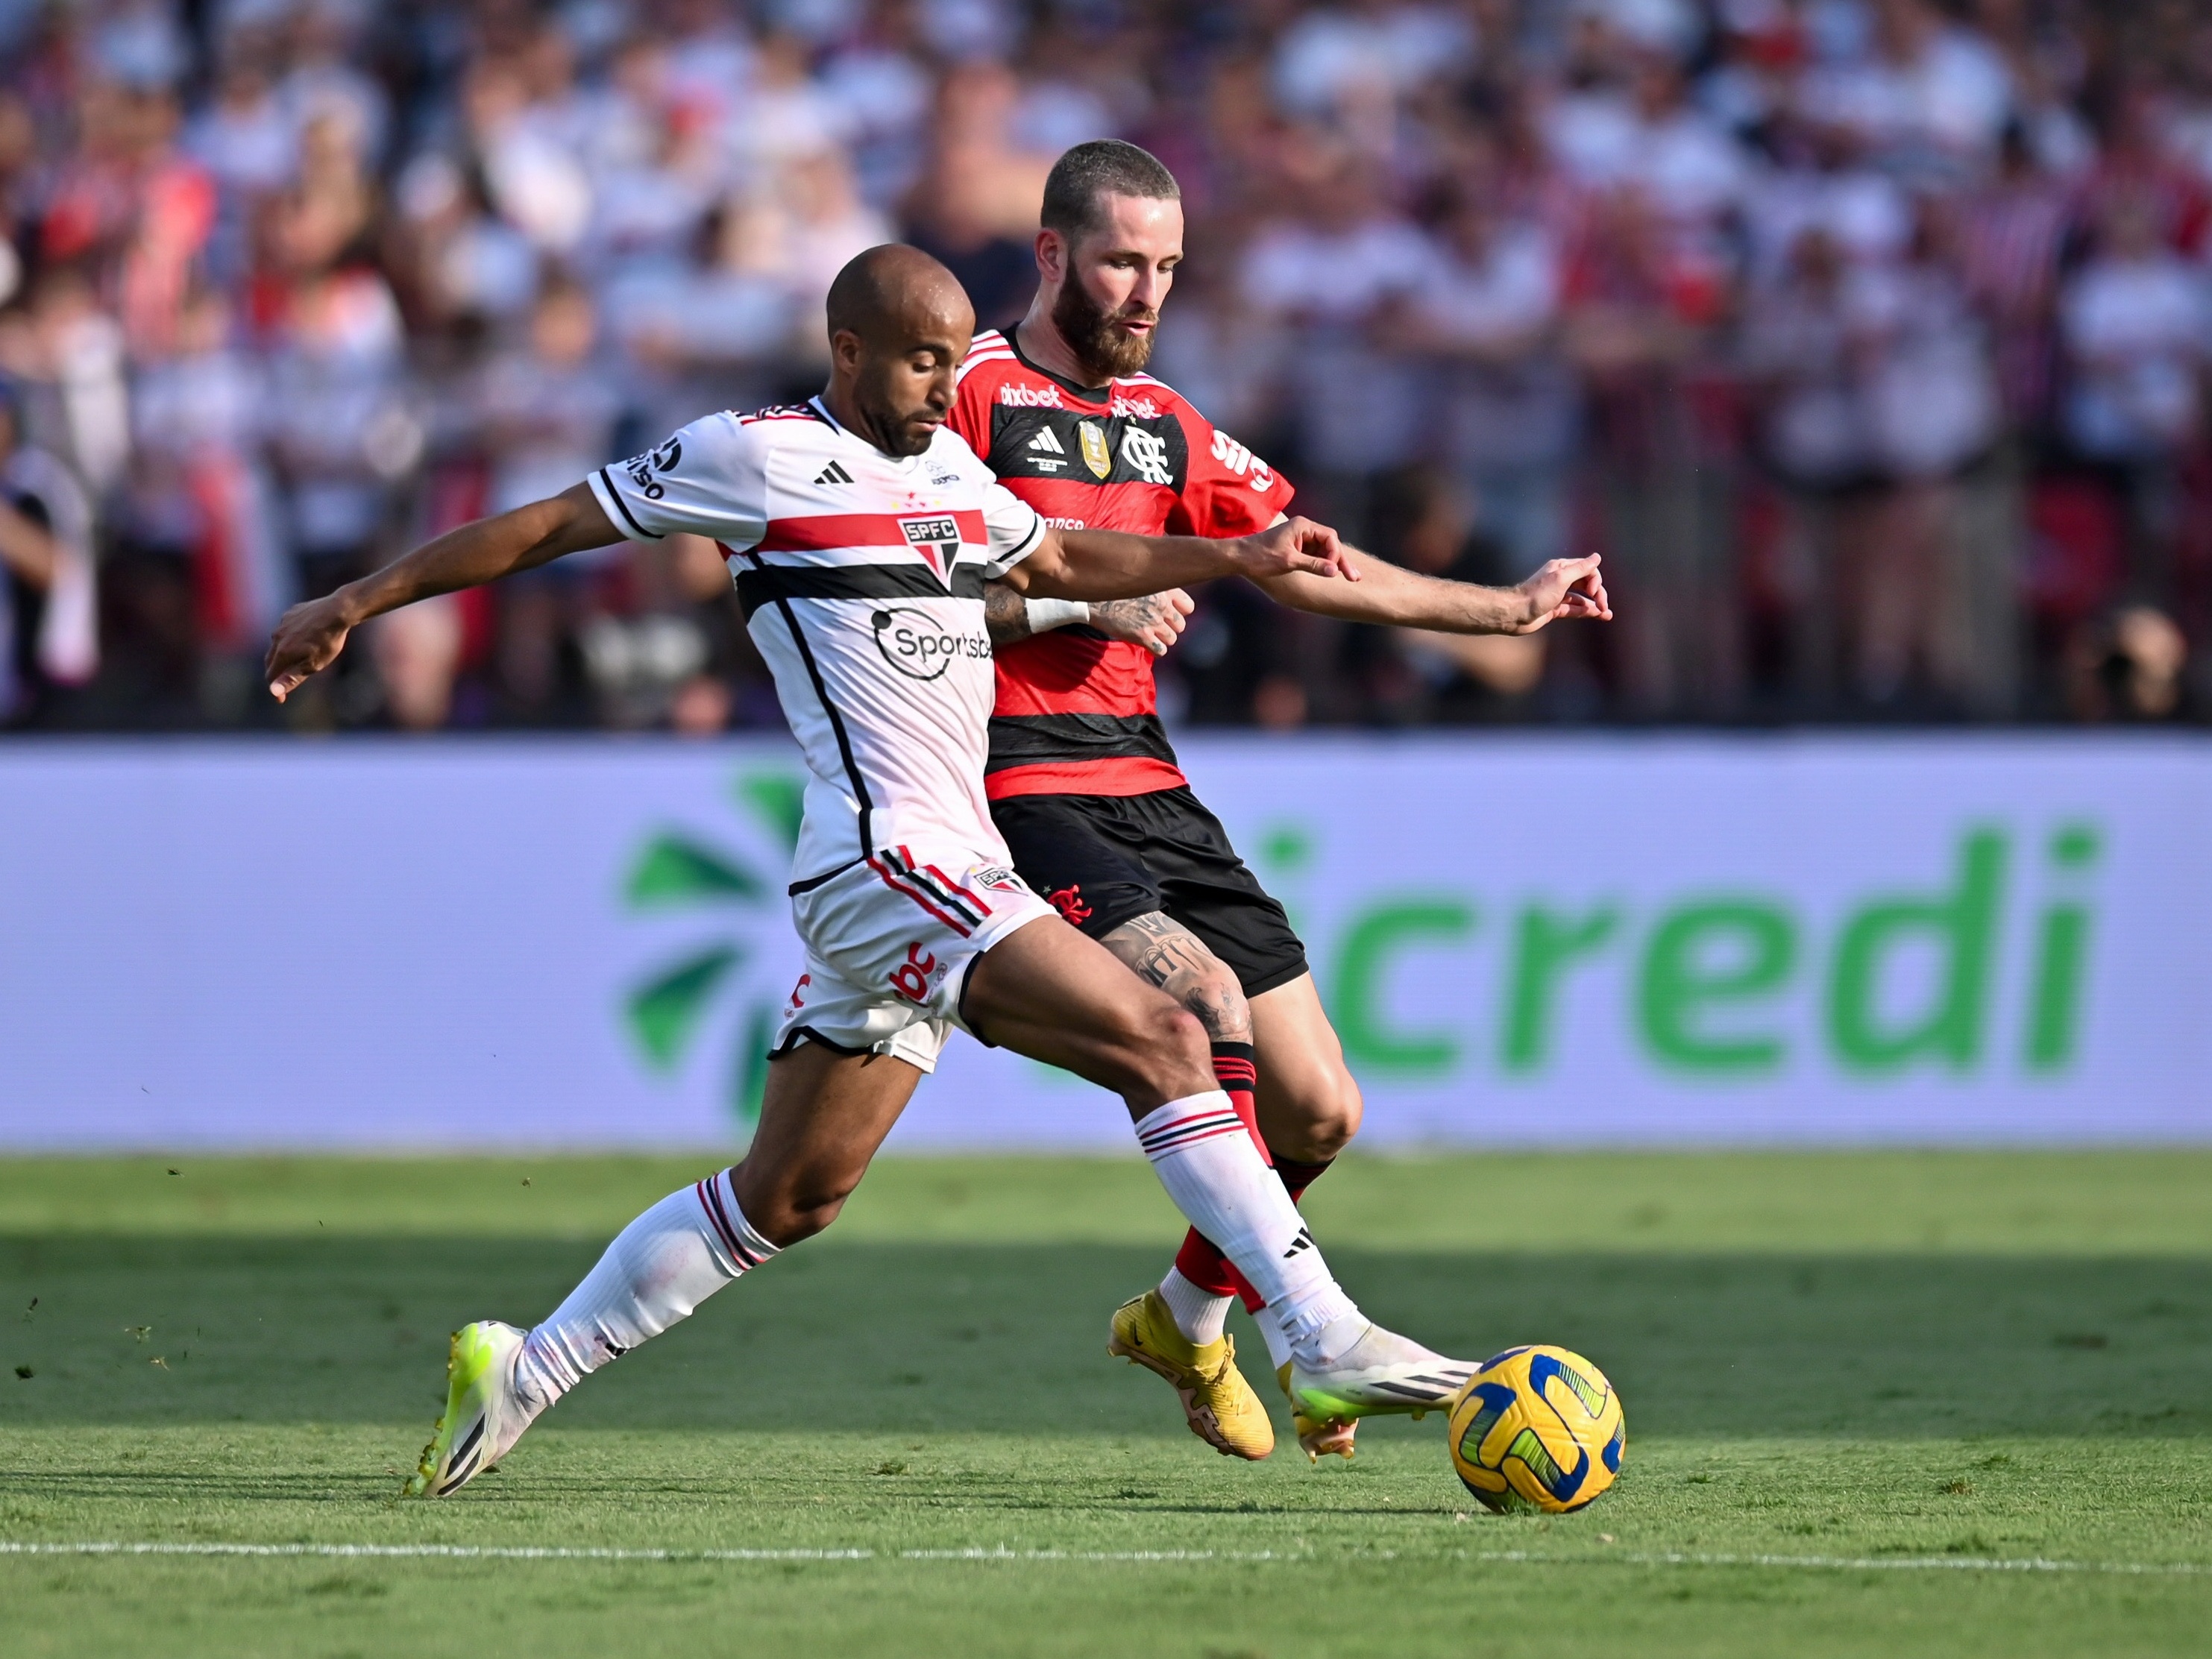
[1170,1044,1263,1298]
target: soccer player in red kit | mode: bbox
[949,142,1611,1461]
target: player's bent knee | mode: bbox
[1180,963,1252,1044]
[1274,1068,1364,1162]
[1112,1001,1214,1111]
[730,1160,863,1249]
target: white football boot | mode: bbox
[1280,1318,1476,1460]
[403,1320,545,1497]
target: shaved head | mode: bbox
[820,245,975,456]
[826,244,973,347]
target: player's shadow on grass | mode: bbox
[3,1236,2206,1439]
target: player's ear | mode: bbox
[1034,227,1066,283]
[829,327,864,374]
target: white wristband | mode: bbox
[1022,596,1091,634]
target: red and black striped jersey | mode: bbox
[949,329,1297,800]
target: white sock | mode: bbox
[1135,1093,1357,1353]
[1255,1308,1295,1373]
[513,1170,776,1411]
[1157,1267,1232,1347]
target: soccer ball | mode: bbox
[1447,1344,1624,1514]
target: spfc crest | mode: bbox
[1078,421,1112,480]
[900,514,961,580]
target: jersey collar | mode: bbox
[1005,327,1115,403]
[808,394,929,465]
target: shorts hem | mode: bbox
[1239,955,1312,1000]
[957,904,1057,1046]
[769,1024,873,1058]
[769,1023,943,1073]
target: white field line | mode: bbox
[0,1540,2207,1576]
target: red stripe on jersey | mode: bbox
[984,756,1189,800]
[758,510,988,553]
[867,856,975,937]
[993,630,1163,718]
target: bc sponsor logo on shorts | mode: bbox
[887,942,939,1005]
[870,606,991,681]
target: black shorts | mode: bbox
[990,787,1310,998]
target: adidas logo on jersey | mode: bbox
[1025,425,1068,472]
[814,461,855,485]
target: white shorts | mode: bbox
[771,844,1058,1072]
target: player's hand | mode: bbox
[1509,554,1611,634]
[264,591,360,701]
[1090,589,1194,656]
[1231,516,1358,583]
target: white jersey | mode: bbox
[589,398,1046,883]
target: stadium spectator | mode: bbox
[2059,191,2211,610]
[0,375,97,723]
[0,0,2203,732]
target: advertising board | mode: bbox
[0,736,2203,1148]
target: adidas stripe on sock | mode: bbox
[1227,1156,1334,1315]
[514,1168,776,1409]
[1135,1092,1354,1348]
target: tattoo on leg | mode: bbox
[1101,912,1251,1042]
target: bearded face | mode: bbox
[1051,252,1159,383]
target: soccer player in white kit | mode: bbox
[265,246,1476,1497]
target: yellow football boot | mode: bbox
[1278,1362,1358,1462]
[1107,1290,1275,1460]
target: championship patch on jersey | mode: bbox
[1078,421,1112,480]
[899,514,962,579]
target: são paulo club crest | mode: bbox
[900,514,961,580]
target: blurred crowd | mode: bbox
[3,0,2211,733]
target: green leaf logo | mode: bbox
[618,768,804,1133]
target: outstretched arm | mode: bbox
[1253,544,1611,635]
[982,582,1195,655]
[265,481,620,699]
[999,516,1354,602]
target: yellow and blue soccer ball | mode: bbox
[1447,1344,1624,1514]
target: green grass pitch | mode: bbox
[3,1151,2209,1657]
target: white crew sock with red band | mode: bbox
[513,1169,777,1411]
[1134,1092,1356,1352]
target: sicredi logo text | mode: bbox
[1321,826,2100,1080]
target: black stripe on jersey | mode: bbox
[984,711,1181,773]
[735,561,987,619]
[987,406,1190,491]
[786,857,861,895]
[768,595,875,857]
[597,468,658,538]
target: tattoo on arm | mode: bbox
[1100,911,1252,1042]
[983,580,1032,646]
